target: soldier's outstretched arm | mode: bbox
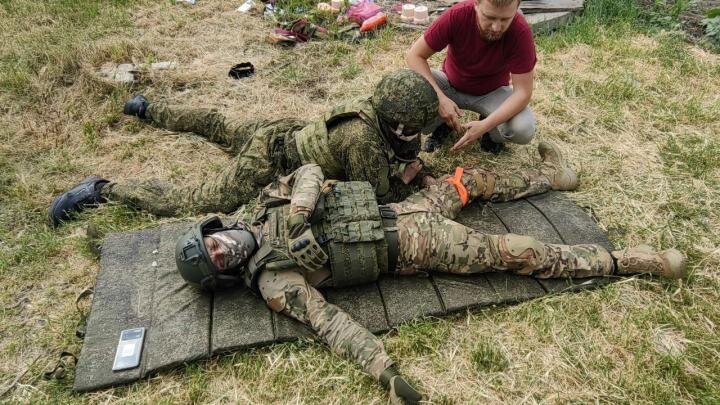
[257,268,394,380]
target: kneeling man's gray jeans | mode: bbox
[427,69,536,144]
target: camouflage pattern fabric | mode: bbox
[258,164,324,217]
[146,102,260,154]
[103,109,307,216]
[257,267,393,380]
[105,100,425,216]
[229,163,612,386]
[371,69,439,132]
[389,168,614,277]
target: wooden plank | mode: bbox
[211,287,275,354]
[73,230,159,392]
[325,283,390,334]
[144,223,212,373]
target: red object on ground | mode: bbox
[360,12,387,32]
[348,0,383,24]
[423,0,536,96]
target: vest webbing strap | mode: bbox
[379,205,399,273]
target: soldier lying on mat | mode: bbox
[174,144,686,404]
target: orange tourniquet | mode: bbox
[446,167,469,207]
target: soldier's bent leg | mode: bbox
[391,142,576,220]
[392,167,551,220]
[146,101,260,152]
[258,269,394,380]
[396,211,614,277]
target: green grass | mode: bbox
[1,0,720,403]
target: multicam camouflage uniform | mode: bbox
[252,162,613,381]
[103,70,435,216]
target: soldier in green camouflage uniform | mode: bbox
[47,70,440,226]
[174,144,686,404]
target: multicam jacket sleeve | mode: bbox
[259,164,324,217]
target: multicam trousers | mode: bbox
[390,167,614,278]
[256,166,613,384]
[102,102,306,216]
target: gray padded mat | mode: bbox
[74,192,613,391]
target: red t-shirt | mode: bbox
[424,0,537,96]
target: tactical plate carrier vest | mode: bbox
[243,181,398,290]
[293,99,382,179]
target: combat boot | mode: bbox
[123,95,149,119]
[538,141,578,191]
[480,133,506,154]
[380,368,422,405]
[48,176,109,227]
[611,245,687,279]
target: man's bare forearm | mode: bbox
[406,37,445,98]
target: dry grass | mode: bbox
[1,0,720,403]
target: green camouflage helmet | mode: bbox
[174,216,254,291]
[371,69,439,132]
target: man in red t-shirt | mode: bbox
[406,0,537,153]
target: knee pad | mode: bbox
[499,234,545,262]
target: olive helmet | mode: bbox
[371,69,439,134]
[174,216,256,291]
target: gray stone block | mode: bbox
[73,229,160,392]
[525,11,577,33]
[491,199,563,244]
[484,273,546,303]
[528,192,614,251]
[433,274,498,313]
[378,275,444,326]
[325,283,389,334]
[212,287,274,353]
[144,223,212,373]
